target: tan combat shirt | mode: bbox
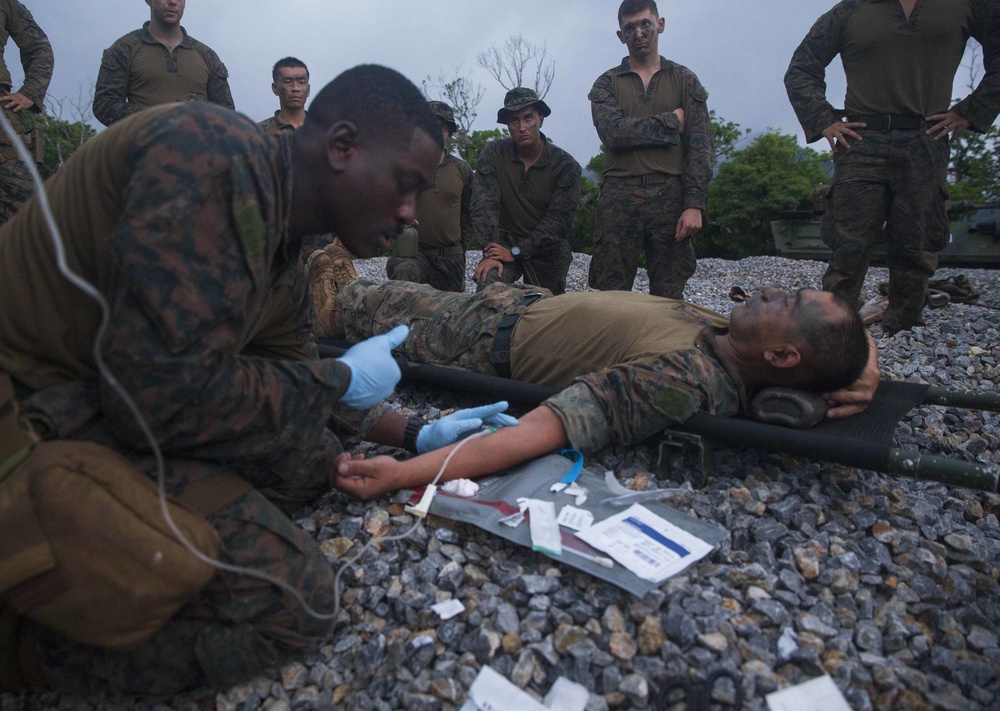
[511,291,729,388]
[415,153,474,249]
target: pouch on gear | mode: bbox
[0,372,246,649]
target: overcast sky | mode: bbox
[24,1,983,167]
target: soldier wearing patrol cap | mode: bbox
[472,87,581,295]
[385,100,475,292]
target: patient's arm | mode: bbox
[823,332,880,419]
[333,405,569,500]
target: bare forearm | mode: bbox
[335,406,569,499]
[402,406,567,485]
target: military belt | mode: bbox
[848,114,925,132]
[608,173,673,187]
[491,292,544,379]
[420,244,465,257]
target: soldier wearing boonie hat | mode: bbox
[386,100,474,292]
[471,87,580,295]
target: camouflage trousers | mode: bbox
[340,279,544,373]
[821,130,950,333]
[0,155,35,226]
[386,250,467,293]
[588,176,696,300]
[475,235,572,295]
[5,386,337,695]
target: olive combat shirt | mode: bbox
[93,21,234,127]
[785,0,1000,142]
[0,103,374,489]
[416,154,474,250]
[471,135,582,260]
[258,110,300,135]
[590,56,713,210]
[511,292,741,452]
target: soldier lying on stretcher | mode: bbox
[305,248,880,500]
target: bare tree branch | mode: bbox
[476,34,555,99]
[422,64,484,135]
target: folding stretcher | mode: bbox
[317,340,1000,493]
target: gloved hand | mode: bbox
[336,325,409,409]
[416,401,518,453]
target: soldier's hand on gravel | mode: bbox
[416,401,518,453]
[336,325,408,409]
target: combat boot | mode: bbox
[306,240,358,338]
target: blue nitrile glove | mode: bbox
[416,401,519,453]
[336,325,409,409]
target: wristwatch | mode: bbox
[510,245,521,258]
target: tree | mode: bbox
[422,64,484,137]
[946,43,1000,203]
[22,90,97,179]
[710,109,751,163]
[705,130,830,259]
[457,128,506,170]
[476,34,554,98]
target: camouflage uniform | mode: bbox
[253,113,334,261]
[785,0,1000,333]
[257,110,300,135]
[0,103,364,693]
[588,57,714,299]
[472,135,581,295]
[386,153,474,292]
[339,280,746,454]
[0,0,52,225]
[93,22,233,127]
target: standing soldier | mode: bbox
[785,0,1000,334]
[258,56,309,134]
[386,101,474,292]
[473,88,581,296]
[0,0,52,224]
[587,0,713,300]
[93,0,233,127]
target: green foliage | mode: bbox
[709,109,751,163]
[570,175,599,255]
[22,112,96,179]
[457,128,506,170]
[705,130,830,259]
[948,125,1000,203]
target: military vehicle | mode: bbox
[771,200,1000,266]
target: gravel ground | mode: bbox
[4,253,999,711]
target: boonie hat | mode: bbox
[428,100,458,134]
[496,87,552,124]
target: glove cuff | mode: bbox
[403,415,423,453]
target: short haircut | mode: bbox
[305,65,443,152]
[272,57,309,83]
[618,0,659,24]
[793,293,869,393]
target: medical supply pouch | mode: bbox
[0,372,241,649]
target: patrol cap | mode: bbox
[428,100,458,134]
[496,87,551,124]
